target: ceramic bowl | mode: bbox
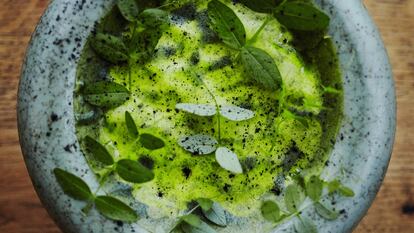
[17,0,395,232]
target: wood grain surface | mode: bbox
[0,0,413,232]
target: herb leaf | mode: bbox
[53,168,93,201]
[339,186,355,197]
[84,136,115,165]
[239,0,280,13]
[207,0,246,49]
[94,195,138,222]
[140,8,169,27]
[219,105,255,121]
[215,147,243,174]
[285,184,305,213]
[116,159,154,183]
[181,221,217,233]
[327,180,341,194]
[315,202,339,220]
[197,198,214,212]
[202,202,227,227]
[176,103,217,117]
[274,2,330,31]
[305,175,323,202]
[117,0,140,22]
[240,46,282,90]
[261,200,281,222]
[139,133,165,150]
[182,214,202,227]
[83,81,130,108]
[91,33,129,63]
[294,216,317,233]
[125,111,139,138]
[178,134,218,155]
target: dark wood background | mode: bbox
[0,0,413,232]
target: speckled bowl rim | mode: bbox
[18,0,395,232]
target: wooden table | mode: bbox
[0,0,413,232]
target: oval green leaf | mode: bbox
[339,186,355,197]
[240,46,282,90]
[53,168,93,201]
[208,0,246,49]
[274,2,330,31]
[139,133,165,150]
[219,105,255,121]
[305,175,323,202]
[215,147,243,174]
[178,134,218,155]
[294,216,317,233]
[83,81,130,108]
[327,180,341,194]
[176,103,217,117]
[202,202,227,227]
[181,221,217,233]
[182,214,202,227]
[91,33,129,63]
[261,200,281,222]
[117,0,140,22]
[315,202,339,220]
[84,136,114,165]
[125,111,139,138]
[239,0,280,13]
[116,159,155,183]
[94,195,138,222]
[197,198,214,212]
[140,8,169,27]
[285,183,305,213]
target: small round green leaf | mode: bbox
[202,202,227,227]
[339,186,355,197]
[53,168,93,201]
[117,0,140,22]
[84,136,114,166]
[125,111,139,138]
[305,175,323,202]
[83,81,130,108]
[215,147,243,174]
[285,184,305,213]
[178,134,218,155]
[116,159,155,183]
[327,180,341,194]
[219,105,255,121]
[94,195,138,222]
[261,200,281,222]
[315,202,339,220]
[139,133,165,150]
[197,198,214,212]
[91,33,129,63]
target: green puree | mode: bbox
[75,0,343,217]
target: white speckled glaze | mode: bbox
[17,0,395,232]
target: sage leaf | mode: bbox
[315,202,339,220]
[240,46,281,90]
[117,0,140,22]
[239,0,280,13]
[91,33,129,63]
[176,103,217,117]
[116,159,155,183]
[83,81,130,108]
[178,134,218,155]
[215,147,243,174]
[305,176,323,202]
[181,221,217,233]
[182,214,202,227]
[261,200,281,222]
[84,136,114,166]
[274,2,330,31]
[294,216,317,233]
[202,202,227,227]
[285,184,305,213]
[53,168,93,201]
[125,111,139,138]
[139,133,165,150]
[140,8,169,27]
[220,105,255,121]
[197,198,214,212]
[208,0,246,49]
[94,195,138,222]
[339,186,355,197]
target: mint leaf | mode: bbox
[125,111,139,138]
[315,202,339,220]
[83,81,130,108]
[285,184,305,213]
[215,147,243,174]
[208,0,246,49]
[139,133,165,150]
[140,8,169,27]
[84,136,114,166]
[305,176,323,202]
[116,159,154,183]
[261,200,281,222]
[53,168,93,201]
[239,0,280,13]
[197,198,214,212]
[178,134,218,155]
[219,106,255,121]
[294,216,317,233]
[176,103,217,117]
[240,46,282,90]
[117,0,140,22]
[202,202,227,227]
[94,195,138,222]
[91,33,129,63]
[274,2,330,31]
